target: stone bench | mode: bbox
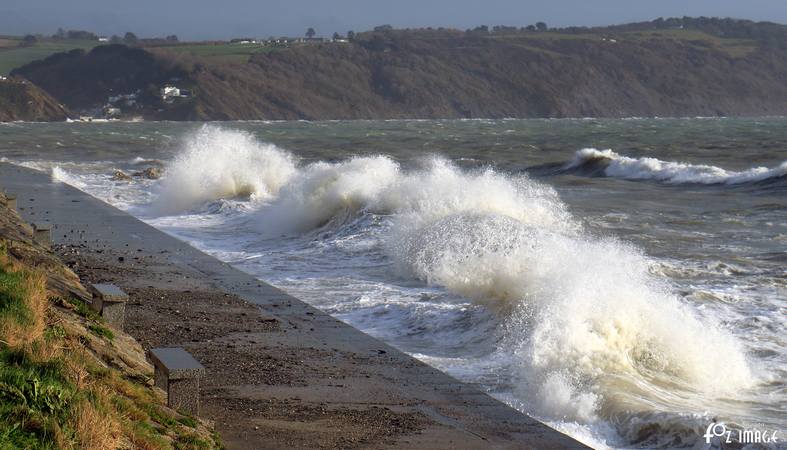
[89,283,129,330]
[4,193,16,211]
[32,222,52,246]
[149,347,205,415]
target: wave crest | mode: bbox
[565,148,787,185]
[254,155,572,237]
[152,125,297,214]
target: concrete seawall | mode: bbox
[1,162,587,449]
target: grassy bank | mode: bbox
[0,197,220,449]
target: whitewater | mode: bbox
[566,148,787,185]
[1,118,784,448]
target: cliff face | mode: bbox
[0,77,71,122]
[231,34,787,119]
[10,20,787,120]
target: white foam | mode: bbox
[535,372,600,423]
[568,148,787,184]
[151,125,297,215]
[51,166,88,189]
[255,155,400,234]
[249,155,572,239]
[392,213,753,408]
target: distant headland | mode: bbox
[3,17,787,122]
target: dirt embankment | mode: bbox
[0,76,71,122]
[0,192,220,449]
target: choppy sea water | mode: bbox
[1,118,785,449]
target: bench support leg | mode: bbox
[168,378,200,415]
[101,302,126,330]
[154,365,168,391]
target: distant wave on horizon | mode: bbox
[536,148,787,188]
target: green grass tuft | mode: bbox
[67,297,102,322]
[43,325,66,341]
[143,403,179,429]
[178,415,198,428]
[174,432,211,450]
[87,324,114,341]
[132,421,170,447]
[0,270,33,326]
[0,349,76,448]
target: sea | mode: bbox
[1,118,785,449]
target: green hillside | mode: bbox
[150,42,279,64]
[0,39,98,75]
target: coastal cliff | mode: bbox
[0,77,71,122]
[8,17,787,120]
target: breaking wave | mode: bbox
[561,148,787,186]
[151,126,756,446]
[151,125,297,214]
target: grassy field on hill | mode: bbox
[0,39,98,75]
[0,39,285,74]
[0,25,760,75]
[148,42,280,64]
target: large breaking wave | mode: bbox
[151,126,297,214]
[149,125,757,447]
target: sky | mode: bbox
[1,0,786,40]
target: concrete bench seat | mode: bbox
[149,347,205,415]
[32,222,51,246]
[89,283,129,330]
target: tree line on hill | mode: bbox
[15,29,179,47]
[15,16,787,49]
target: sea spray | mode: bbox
[52,166,89,189]
[152,125,297,215]
[249,156,572,237]
[256,155,400,234]
[391,212,753,409]
[4,119,780,448]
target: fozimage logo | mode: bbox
[704,422,780,445]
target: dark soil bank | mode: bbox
[0,76,71,121]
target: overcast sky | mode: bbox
[1,0,785,40]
